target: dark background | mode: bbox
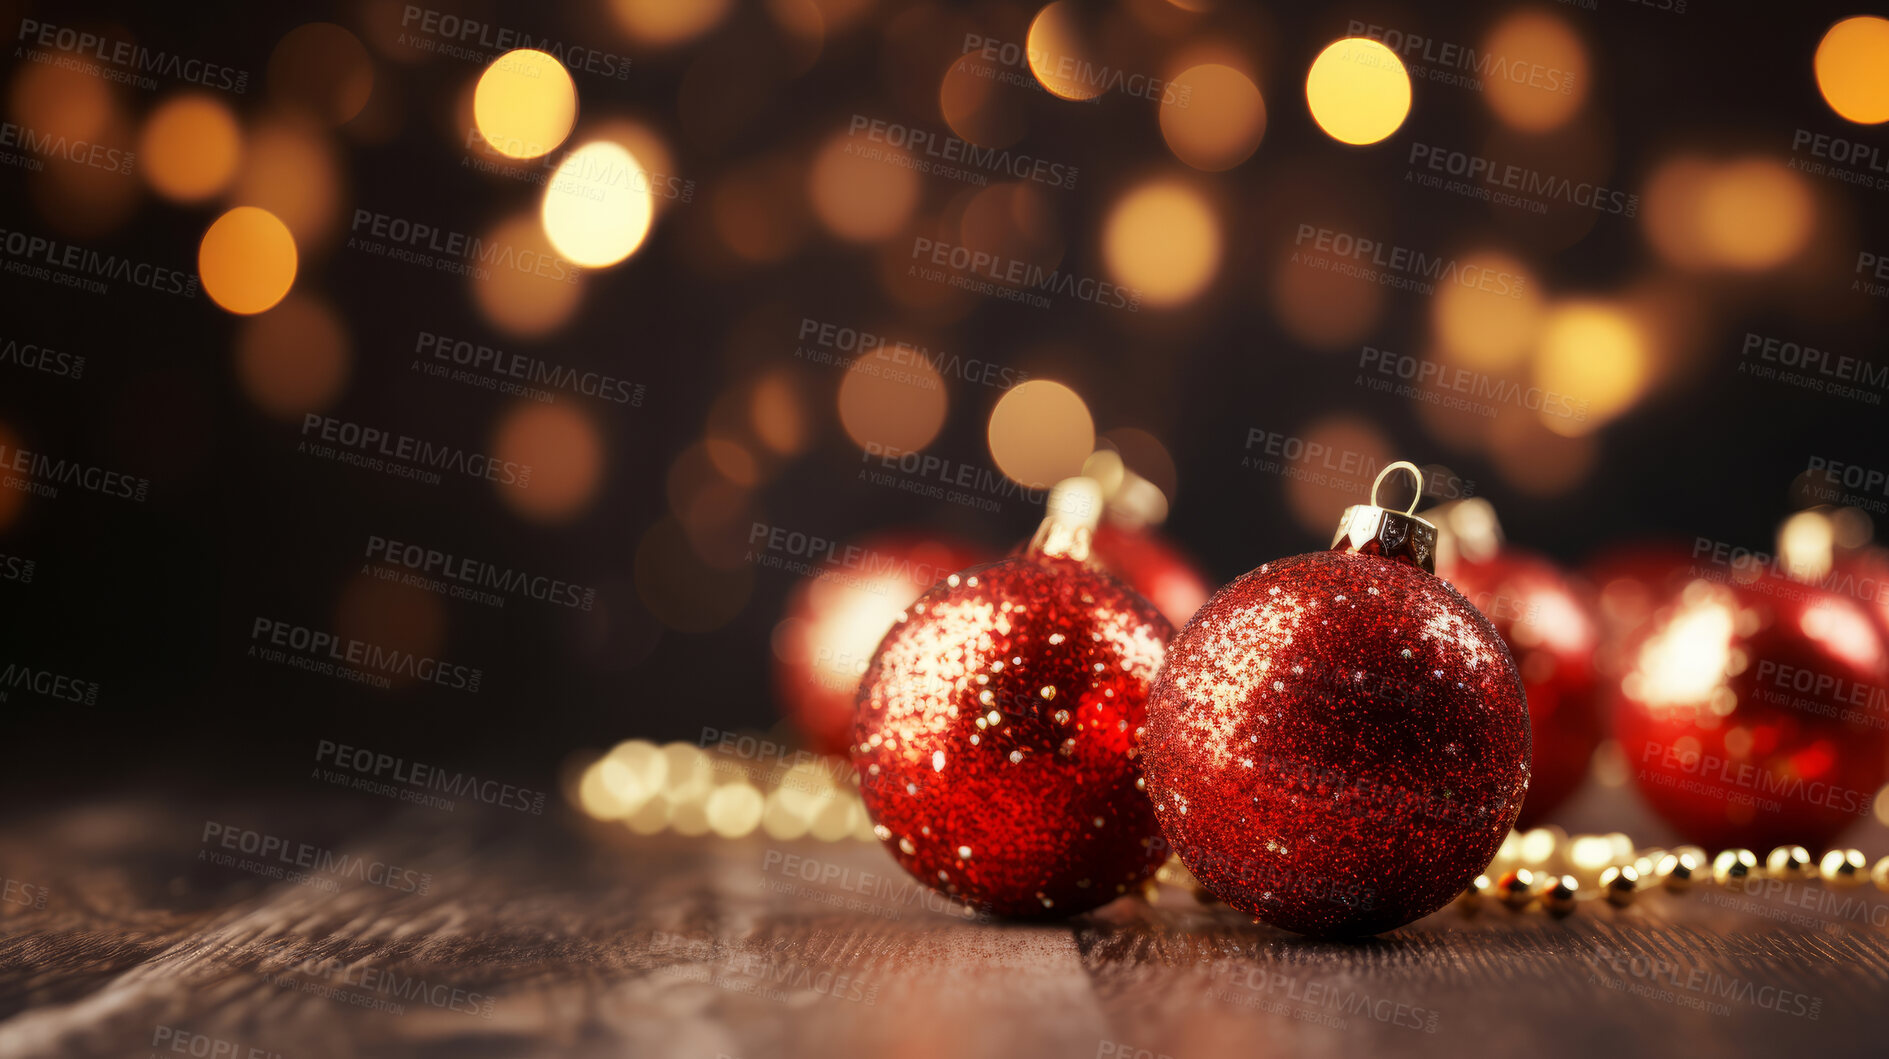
[0,0,1883,803]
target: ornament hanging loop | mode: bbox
[1371,460,1424,516]
[1331,460,1439,573]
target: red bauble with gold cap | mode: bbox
[852,479,1172,918]
[1142,464,1531,938]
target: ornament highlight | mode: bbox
[852,479,1173,918]
[1143,462,1531,937]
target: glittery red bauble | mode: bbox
[772,533,979,756]
[1612,572,1889,852]
[852,553,1172,918]
[1441,548,1603,827]
[1092,523,1213,630]
[1144,551,1531,938]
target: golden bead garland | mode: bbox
[1155,827,1889,918]
[572,743,1889,921]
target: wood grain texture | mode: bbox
[0,797,1882,1058]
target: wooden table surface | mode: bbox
[1,795,1882,1059]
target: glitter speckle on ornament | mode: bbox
[1143,463,1531,937]
[852,479,1173,918]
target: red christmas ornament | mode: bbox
[771,532,980,756]
[1143,463,1530,938]
[1093,524,1211,631]
[1612,562,1889,853]
[852,480,1172,918]
[1433,500,1603,828]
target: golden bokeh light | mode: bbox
[1481,12,1588,132]
[1282,416,1391,534]
[474,49,577,159]
[1533,302,1648,434]
[809,131,920,242]
[493,402,605,522]
[267,22,374,125]
[232,120,342,248]
[941,51,1026,148]
[1695,159,1814,270]
[610,0,732,46]
[1488,407,1597,496]
[9,61,112,142]
[1027,2,1107,101]
[1103,181,1220,308]
[1272,245,1384,349]
[542,141,656,267]
[989,380,1095,488]
[1161,63,1266,171]
[750,371,809,455]
[139,95,242,202]
[1433,251,1543,370]
[199,207,298,315]
[1815,16,1889,124]
[837,345,948,452]
[235,293,351,420]
[714,156,809,262]
[1305,38,1411,146]
[470,214,587,336]
[335,568,448,683]
[1643,157,1815,271]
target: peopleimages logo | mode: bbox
[0,227,197,297]
[348,208,580,283]
[15,19,249,93]
[399,5,632,79]
[1406,142,1638,216]
[414,330,642,404]
[848,115,1079,190]
[1292,225,1526,298]
[299,414,532,487]
[0,660,100,704]
[365,533,596,610]
[249,617,484,693]
[0,438,150,501]
[315,739,548,814]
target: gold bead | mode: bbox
[1655,849,1703,892]
[1631,847,1666,881]
[1600,865,1640,907]
[1820,849,1867,888]
[1712,849,1758,886]
[1496,868,1536,910]
[1540,874,1581,916]
[1765,845,1812,879]
[1872,856,1889,892]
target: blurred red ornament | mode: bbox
[1144,465,1530,937]
[771,532,979,756]
[1081,451,1212,629]
[852,480,1172,918]
[1092,523,1211,630]
[1611,569,1889,852]
[1433,500,1603,828]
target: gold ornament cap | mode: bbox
[1330,461,1438,574]
[1029,477,1104,562]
